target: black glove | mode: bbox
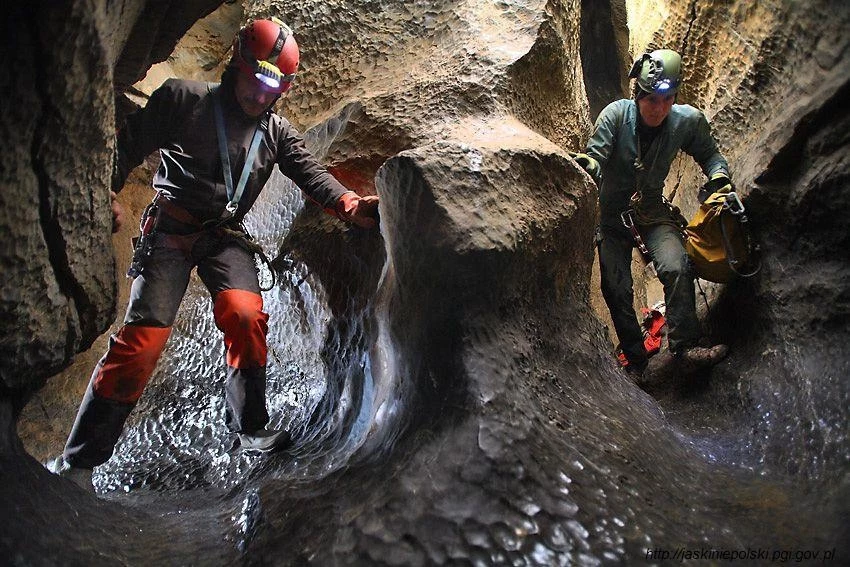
[698,173,733,204]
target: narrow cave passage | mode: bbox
[4,0,848,564]
[10,168,394,562]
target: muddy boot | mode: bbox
[678,344,729,372]
[238,428,292,453]
[47,456,95,494]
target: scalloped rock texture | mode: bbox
[2,0,848,565]
[642,0,850,488]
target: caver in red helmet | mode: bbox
[233,18,299,93]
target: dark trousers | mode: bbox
[598,223,700,367]
[64,230,269,468]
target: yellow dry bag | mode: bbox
[685,191,760,283]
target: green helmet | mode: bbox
[629,49,682,95]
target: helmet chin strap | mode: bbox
[243,97,280,119]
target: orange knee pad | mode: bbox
[213,289,269,369]
[93,325,171,404]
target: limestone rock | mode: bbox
[0,2,222,405]
[2,0,848,564]
[648,0,850,486]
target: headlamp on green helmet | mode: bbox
[629,49,682,96]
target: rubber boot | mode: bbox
[238,429,292,453]
[46,456,95,493]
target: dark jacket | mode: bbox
[586,99,729,230]
[113,78,348,228]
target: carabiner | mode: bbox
[724,192,745,215]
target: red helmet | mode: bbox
[233,18,299,93]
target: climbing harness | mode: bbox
[622,179,760,285]
[210,84,268,221]
[127,195,276,290]
[617,118,684,274]
[156,198,278,291]
[619,189,687,278]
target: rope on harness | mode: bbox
[218,226,278,292]
[629,191,687,230]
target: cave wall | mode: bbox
[1,0,848,563]
[1,5,121,401]
[641,0,850,485]
[0,2,224,450]
[580,0,630,118]
[16,1,245,463]
[251,0,596,454]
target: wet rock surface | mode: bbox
[3,0,849,564]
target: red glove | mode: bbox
[111,191,125,233]
[336,191,379,229]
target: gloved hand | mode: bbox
[336,191,380,229]
[111,191,125,233]
[569,152,601,180]
[698,172,733,204]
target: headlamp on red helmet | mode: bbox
[234,18,299,93]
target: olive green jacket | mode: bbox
[586,99,729,230]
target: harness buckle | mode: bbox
[208,202,238,227]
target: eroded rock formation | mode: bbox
[2,0,848,564]
[0,0,223,442]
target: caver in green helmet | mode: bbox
[629,49,682,96]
